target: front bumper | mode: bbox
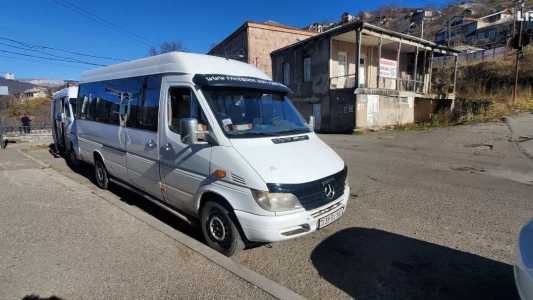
[235,185,350,243]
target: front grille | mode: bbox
[267,166,347,210]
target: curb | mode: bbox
[23,148,306,300]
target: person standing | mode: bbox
[20,114,31,134]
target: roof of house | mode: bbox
[272,21,461,56]
[80,51,269,83]
[208,21,316,55]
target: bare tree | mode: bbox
[148,41,187,56]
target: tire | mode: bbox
[94,157,109,190]
[66,145,80,169]
[201,201,245,257]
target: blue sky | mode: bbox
[0,0,449,80]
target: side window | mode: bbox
[77,83,94,120]
[102,80,122,125]
[137,76,161,131]
[80,95,89,120]
[54,98,62,116]
[64,97,71,118]
[69,99,77,119]
[168,87,208,136]
[122,77,142,129]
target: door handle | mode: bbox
[146,139,156,149]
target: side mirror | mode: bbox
[180,118,198,145]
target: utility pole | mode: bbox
[447,18,451,48]
[513,0,525,105]
[420,12,425,39]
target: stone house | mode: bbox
[208,21,316,77]
[271,21,459,132]
[19,87,48,99]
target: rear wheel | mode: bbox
[66,145,80,169]
[94,157,109,190]
[201,201,245,257]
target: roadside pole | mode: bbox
[513,0,525,105]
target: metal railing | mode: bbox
[330,74,426,94]
[330,74,357,89]
[0,123,53,136]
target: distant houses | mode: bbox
[0,78,50,104]
[20,87,48,99]
[435,9,515,49]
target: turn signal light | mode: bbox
[212,169,226,178]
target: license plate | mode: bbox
[318,207,344,229]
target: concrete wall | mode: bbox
[247,26,314,77]
[355,93,414,128]
[272,36,331,131]
[210,23,315,77]
[414,98,453,122]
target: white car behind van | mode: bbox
[516,218,533,300]
[75,52,350,256]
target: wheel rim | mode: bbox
[208,215,228,242]
[96,162,105,184]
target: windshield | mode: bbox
[203,88,310,138]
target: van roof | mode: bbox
[53,86,78,99]
[80,52,269,83]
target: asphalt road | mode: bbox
[236,116,533,299]
[0,148,273,300]
[5,114,533,300]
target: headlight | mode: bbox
[252,190,302,212]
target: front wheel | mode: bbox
[94,158,109,190]
[201,201,245,257]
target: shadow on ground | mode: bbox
[311,228,518,300]
[47,144,203,241]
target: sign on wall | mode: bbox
[379,58,398,79]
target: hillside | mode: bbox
[357,0,533,41]
[0,78,36,96]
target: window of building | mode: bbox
[303,56,311,82]
[282,62,291,85]
[337,51,348,77]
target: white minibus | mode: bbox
[75,52,350,256]
[52,86,79,165]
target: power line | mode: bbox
[0,49,105,66]
[51,0,155,48]
[0,36,127,62]
[0,54,87,70]
[0,41,106,66]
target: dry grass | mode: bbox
[2,97,51,125]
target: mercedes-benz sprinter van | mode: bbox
[75,52,350,256]
[52,86,79,165]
